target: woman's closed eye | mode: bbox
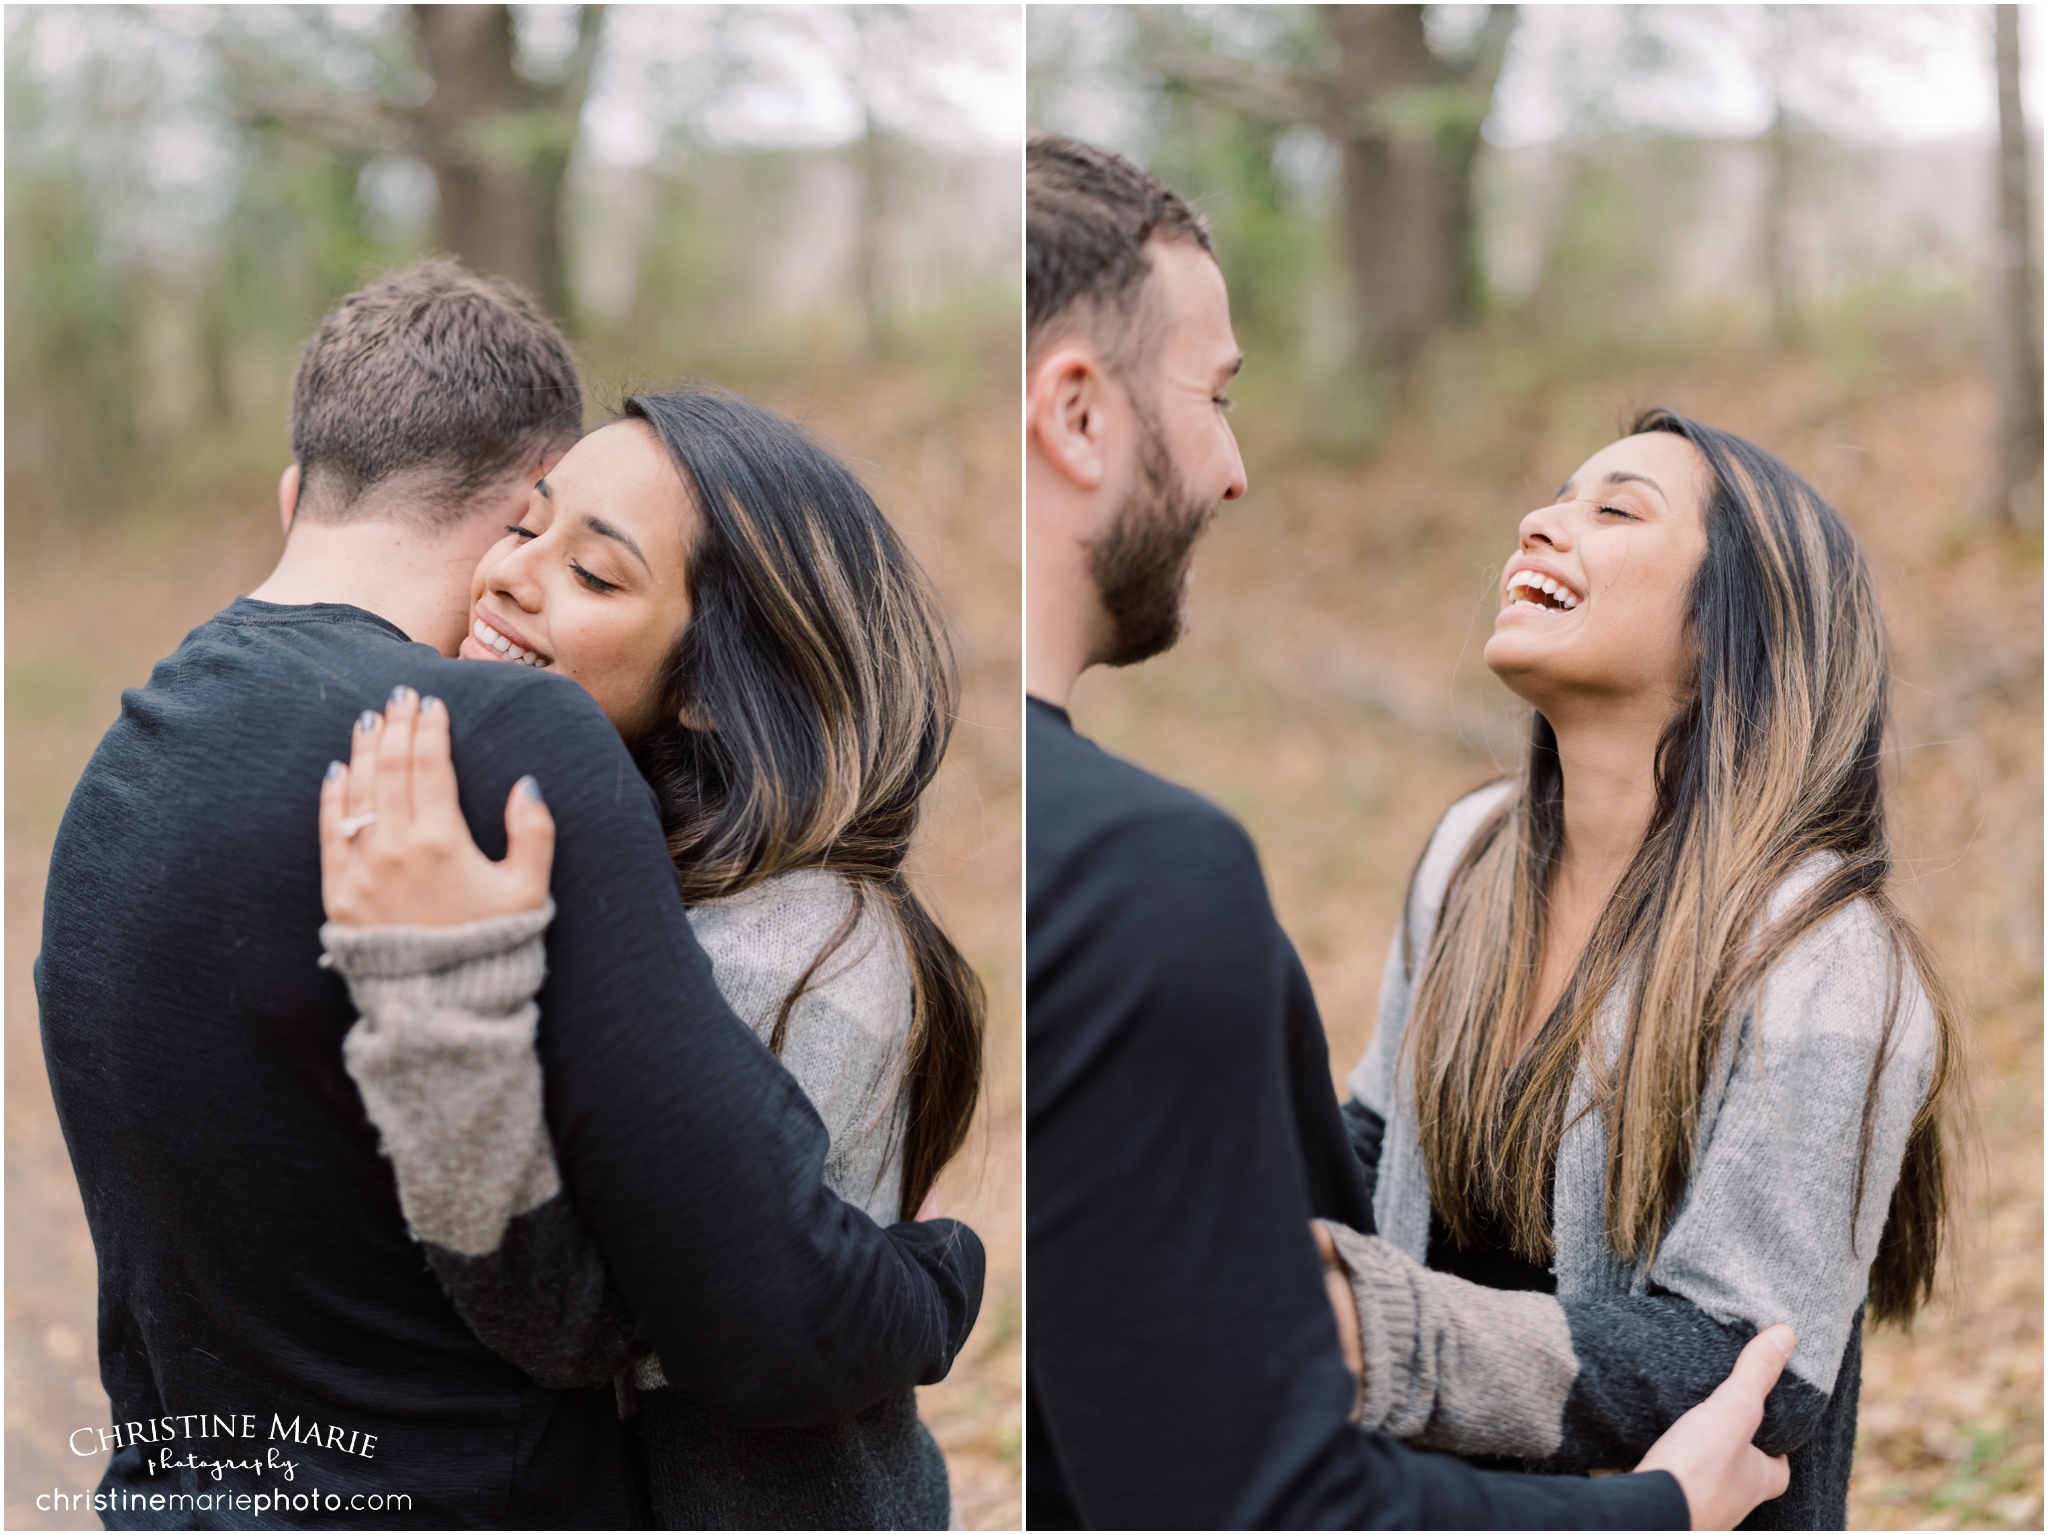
[1597,504,1640,521]
[571,560,621,594]
[504,524,538,540]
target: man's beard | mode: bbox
[1086,410,1218,668]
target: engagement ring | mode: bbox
[340,814,380,839]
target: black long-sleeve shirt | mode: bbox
[37,599,982,1529]
[1025,697,1687,1529]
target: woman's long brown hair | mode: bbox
[1402,409,1959,1324]
[621,388,983,1218]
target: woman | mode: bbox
[316,388,984,1529]
[1321,410,1958,1529]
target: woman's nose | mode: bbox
[488,540,547,611]
[1518,502,1571,551]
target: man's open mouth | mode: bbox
[472,618,552,668]
[1504,569,1581,612]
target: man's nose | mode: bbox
[1220,429,1248,503]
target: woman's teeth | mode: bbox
[474,619,550,668]
[1505,570,1580,610]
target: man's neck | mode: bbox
[1024,624,1089,711]
[1024,509,1103,711]
[249,517,490,657]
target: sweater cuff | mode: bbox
[1322,1220,1575,1460]
[321,901,553,1016]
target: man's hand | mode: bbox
[319,688,555,927]
[1311,1222,1363,1413]
[1635,1323,1796,1530]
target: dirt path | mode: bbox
[5,360,1021,1528]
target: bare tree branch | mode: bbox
[1131,10,1323,128]
[549,4,606,118]
[211,31,405,156]
[1457,5,1518,98]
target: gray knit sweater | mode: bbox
[1317,782,1938,1529]
[322,869,951,1530]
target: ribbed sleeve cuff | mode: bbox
[1322,1219,1575,1459]
[320,901,553,1015]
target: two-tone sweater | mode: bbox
[323,869,953,1530]
[1320,782,1938,1530]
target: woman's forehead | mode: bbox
[550,420,695,561]
[1563,432,1708,507]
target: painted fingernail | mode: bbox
[518,775,544,803]
[420,695,443,715]
[389,685,415,707]
[325,760,345,782]
[356,710,380,733]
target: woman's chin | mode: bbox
[1483,627,1541,673]
[1482,632,1554,702]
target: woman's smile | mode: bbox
[463,611,553,668]
[1500,560,1583,614]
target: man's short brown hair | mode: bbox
[288,258,582,528]
[1027,132,1213,374]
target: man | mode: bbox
[1024,132,1790,1529]
[39,259,981,1529]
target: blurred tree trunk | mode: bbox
[1757,10,1801,349]
[1144,4,1515,388]
[1992,3,2041,526]
[1762,96,1799,348]
[1327,6,1512,374]
[854,113,892,355]
[409,5,602,320]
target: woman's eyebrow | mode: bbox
[1555,471,1667,505]
[1602,469,1666,501]
[583,514,651,572]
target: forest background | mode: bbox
[6,5,1021,1528]
[1031,4,2041,1529]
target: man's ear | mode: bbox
[277,464,300,536]
[1028,345,1117,493]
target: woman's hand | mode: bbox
[1311,1222,1364,1406]
[319,687,556,928]
[1634,1324,1795,1529]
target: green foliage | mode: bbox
[1522,136,1705,359]
[595,144,814,377]
[5,147,141,501]
[1138,93,1370,445]
[1367,81,1493,149]
[580,134,1017,388]
[458,107,582,184]
[5,32,140,502]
